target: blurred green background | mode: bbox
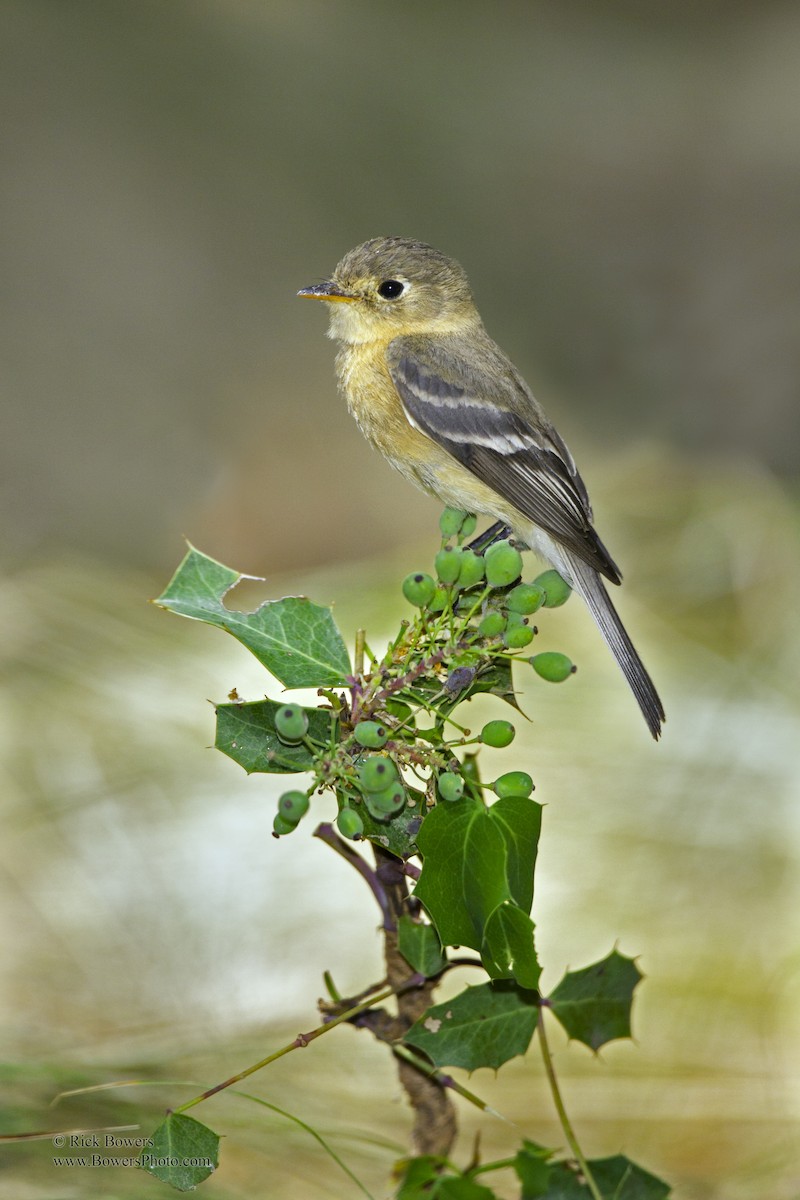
[1,2,798,1197]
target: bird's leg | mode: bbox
[467,520,512,555]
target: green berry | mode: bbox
[435,546,463,585]
[354,720,389,749]
[438,771,465,802]
[274,703,309,744]
[534,569,572,608]
[506,583,545,614]
[427,585,449,613]
[402,572,436,607]
[484,540,523,588]
[278,790,310,825]
[504,623,534,649]
[480,719,516,748]
[478,610,506,639]
[272,813,296,836]
[336,808,364,840]
[459,513,478,538]
[365,781,406,818]
[358,755,398,792]
[530,652,575,682]
[439,507,468,538]
[493,771,534,798]
[455,549,485,590]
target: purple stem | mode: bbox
[314,822,394,930]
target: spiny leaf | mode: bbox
[139,1113,218,1191]
[215,698,332,773]
[403,981,538,1071]
[396,1157,500,1200]
[156,546,351,687]
[513,1140,555,1198]
[437,1179,499,1199]
[548,949,642,1051]
[411,656,521,717]
[532,1153,670,1198]
[357,786,427,859]
[395,1156,447,1199]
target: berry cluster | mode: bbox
[270,508,577,844]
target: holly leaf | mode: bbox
[139,1113,218,1191]
[437,1180,499,1199]
[548,949,642,1051]
[412,655,522,718]
[156,546,351,687]
[513,1140,555,1198]
[534,1154,670,1198]
[475,655,523,712]
[398,916,446,977]
[395,1156,447,1199]
[403,981,538,1071]
[481,903,541,990]
[358,786,427,858]
[396,1158,500,1200]
[215,698,332,773]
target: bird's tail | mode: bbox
[564,556,665,740]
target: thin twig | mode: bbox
[313,822,393,929]
[174,984,399,1113]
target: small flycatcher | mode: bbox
[299,237,664,739]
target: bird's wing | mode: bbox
[386,335,621,583]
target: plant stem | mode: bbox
[354,628,366,675]
[537,1007,603,1200]
[314,822,393,928]
[391,1044,513,1125]
[374,845,457,1157]
[174,985,396,1114]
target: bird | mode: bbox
[298,236,664,739]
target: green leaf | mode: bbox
[588,1156,670,1200]
[414,797,542,957]
[411,656,521,719]
[513,1140,555,1198]
[215,698,332,773]
[437,1178,498,1199]
[398,915,446,977]
[156,546,351,687]
[481,903,541,989]
[358,786,427,858]
[475,655,523,712]
[139,1113,218,1191]
[414,800,507,950]
[535,1154,670,1198]
[396,1155,446,1199]
[548,949,642,1051]
[486,795,542,913]
[396,1158,499,1200]
[403,981,538,1070]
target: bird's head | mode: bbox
[298,236,479,344]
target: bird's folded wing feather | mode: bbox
[386,334,622,583]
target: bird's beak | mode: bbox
[297,281,358,304]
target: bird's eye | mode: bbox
[377,279,405,300]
